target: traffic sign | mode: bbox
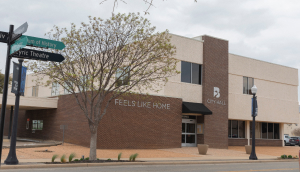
[11,22,28,41]
[0,31,8,43]
[10,36,28,55]
[26,36,65,50]
[13,48,65,62]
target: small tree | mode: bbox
[26,13,179,160]
[292,127,300,136]
[0,70,12,94]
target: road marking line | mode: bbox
[219,168,298,172]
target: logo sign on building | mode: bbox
[214,87,220,98]
[11,62,27,96]
[207,86,226,105]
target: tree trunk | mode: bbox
[89,129,98,160]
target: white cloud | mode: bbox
[0,0,299,101]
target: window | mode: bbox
[243,76,254,94]
[32,120,43,130]
[32,86,39,97]
[116,67,130,86]
[64,82,72,94]
[51,82,60,96]
[250,122,280,139]
[181,61,202,85]
[228,120,245,138]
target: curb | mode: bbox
[0,159,298,170]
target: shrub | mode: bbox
[69,153,76,162]
[129,154,133,161]
[61,155,66,163]
[80,158,84,161]
[129,153,139,161]
[281,155,287,159]
[97,158,99,160]
[51,154,58,162]
[118,153,122,161]
[107,158,111,161]
[132,153,138,161]
[85,157,89,160]
[74,159,79,161]
[288,155,293,159]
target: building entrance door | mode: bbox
[181,118,197,147]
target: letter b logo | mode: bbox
[214,87,220,98]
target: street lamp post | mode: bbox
[249,85,258,160]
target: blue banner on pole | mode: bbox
[11,62,27,96]
[251,97,258,117]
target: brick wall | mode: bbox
[228,139,248,146]
[250,139,282,146]
[14,93,182,149]
[202,35,229,149]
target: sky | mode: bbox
[1,0,300,101]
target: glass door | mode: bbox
[182,118,197,147]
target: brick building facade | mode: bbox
[2,34,298,149]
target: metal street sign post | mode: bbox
[4,59,24,165]
[0,22,28,166]
[0,25,15,166]
[10,36,28,55]
[13,48,65,62]
[26,36,65,50]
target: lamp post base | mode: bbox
[249,154,258,160]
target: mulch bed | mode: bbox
[45,160,143,164]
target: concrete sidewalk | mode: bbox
[2,138,62,148]
[0,141,299,169]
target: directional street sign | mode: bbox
[0,31,8,43]
[13,48,65,62]
[10,36,28,55]
[26,36,65,50]
[11,22,28,42]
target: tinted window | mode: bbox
[228,120,231,138]
[268,123,273,139]
[181,61,191,83]
[238,121,245,138]
[192,63,200,84]
[262,123,267,139]
[231,120,238,138]
[243,77,248,94]
[274,123,280,139]
[248,78,254,94]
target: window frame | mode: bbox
[181,61,202,85]
[243,76,254,95]
[51,82,60,96]
[228,120,245,139]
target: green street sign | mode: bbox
[10,36,28,55]
[26,36,65,50]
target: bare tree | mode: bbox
[292,128,300,136]
[26,13,179,160]
[100,0,197,14]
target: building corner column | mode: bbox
[280,123,285,147]
[246,121,250,145]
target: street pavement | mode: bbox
[0,162,298,172]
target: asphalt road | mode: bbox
[1,162,299,172]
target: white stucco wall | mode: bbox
[228,54,299,123]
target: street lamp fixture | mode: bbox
[249,85,258,160]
